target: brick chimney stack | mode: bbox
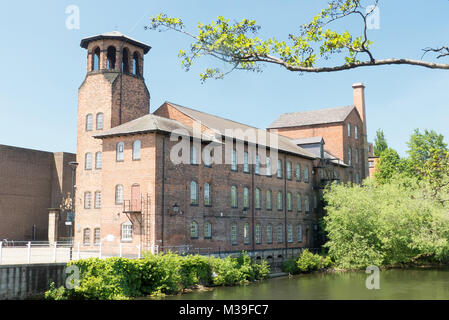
[352,83,369,179]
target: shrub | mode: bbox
[282,258,299,274]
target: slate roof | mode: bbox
[164,102,318,159]
[291,136,324,145]
[80,31,152,54]
[268,105,356,129]
[93,114,217,142]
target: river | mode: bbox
[164,267,449,300]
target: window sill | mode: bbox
[190,237,199,240]
[190,203,199,207]
[121,239,133,243]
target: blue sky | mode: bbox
[1,0,448,156]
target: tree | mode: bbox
[373,129,388,157]
[147,0,449,82]
[374,148,402,184]
[406,129,448,171]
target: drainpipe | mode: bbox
[251,146,255,256]
[161,134,166,249]
[284,153,288,258]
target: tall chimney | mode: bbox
[352,83,369,179]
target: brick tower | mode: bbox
[74,31,151,248]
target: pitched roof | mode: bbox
[268,105,356,129]
[93,114,217,142]
[80,31,152,54]
[291,136,324,145]
[164,102,317,159]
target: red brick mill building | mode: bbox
[73,31,369,259]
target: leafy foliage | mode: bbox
[373,129,388,157]
[282,250,333,274]
[45,252,270,300]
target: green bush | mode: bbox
[296,250,332,273]
[45,251,270,300]
[282,258,299,274]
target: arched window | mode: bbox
[122,48,130,73]
[255,224,261,244]
[121,222,133,241]
[83,228,90,245]
[305,195,310,214]
[304,166,309,183]
[244,223,250,245]
[255,155,260,174]
[190,221,198,238]
[96,113,103,130]
[231,223,237,245]
[297,225,303,243]
[277,159,283,178]
[95,152,102,169]
[231,149,237,171]
[133,140,141,160]
[204,183,211,206]
[277,224,283,243]
[107,46,116,70]
[348,147,352,166]
[347,123,351,137]
[204,221,212,239]
[356,173,360,185]
[266,157,272,176]
[255,188,261,209]
[355,125,358,139]
[84,191,91,209]
[92,47,100,71]
[115,185,124,205]
[94,191,101,209]
[190,145,198,165]
[287,161,292,180]
[86,114,93,131]
[116,142,124,161]
[287,192,292,211]
[231,186,238,208]
[94,228,101,246]
[277,191,283,211]
[355,148,359,164]
[243,187,249,209]
[85,153,92,170]
[266,190,272,210]
[297,193,302,212]
[190,181,198,205]
[287,224,293,243]
[243,151,249,173]
[296,163,301,181]
[266,224,273,244]
[133,52,140,76]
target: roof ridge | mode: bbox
[281,105,355,116]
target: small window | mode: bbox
[115,185,124,205]
[348,147,352,166]
[267,224,273,244]
[314,195,318,210]
[296,163,301,181]
[231,149,237,171]
[190,221,198,239]
[85,153,92,170]
[190,181,198,205]
[287,224,293,243]
[304,167,309,183]
[266,157,272,176]
[96,113,104,130]
[255,155,260,175]
[255,224,261,244]
[369,161,375,168]
[83,228,90,245]
[116,142,124,161]
[297,225,303,243]
[131,140,141,160]
[121,222,133,241]
[95,152,102,169]
[255,188,261,209]
[266,190,272,210]
[277,224,283,243]
[287,192,292,211]
[305,196,310,214]
[277,159,283,178]
[277,191,283,211]
[204,222,212,239]
[244,223,250,245]
[94,191,101,209]
[297,193,302,212]
[356,173,360,185]
[243,187,249,209]
[287,161,292,180]
[231,186,238,208]
[355,125,358,139]
[92,47,100,71]
[347,123,351,137]
[204,183,211,206]
[94,228,100,246]
[231,223,237,245]
[190,145,198,165]
[84,192,91,209]
[86,114,93,131]
[243,151,249,173]
[355,149,359,164]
